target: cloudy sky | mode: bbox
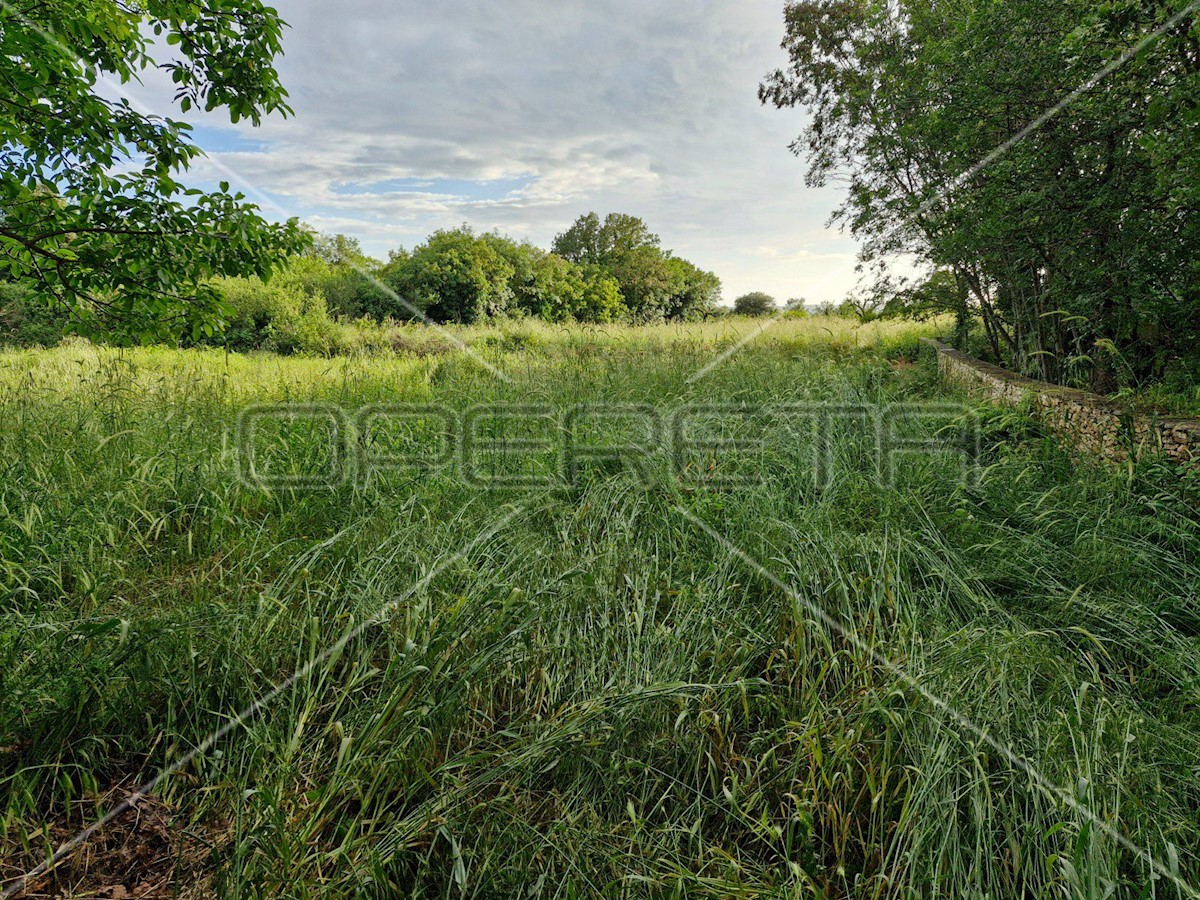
[139,1,872,305]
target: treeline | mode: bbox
[213,213,721,348]
[0,213,722,351]
[763,0,1200,391]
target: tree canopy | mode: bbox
[552,212,661,268]
[0,0,305,342]
[371,227,629,325]
[762,0,1200,388]
[553,213,720,321]
[733,292,778,317]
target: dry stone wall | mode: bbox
[921,339,1199,466]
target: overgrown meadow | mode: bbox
[1,318,1198,898]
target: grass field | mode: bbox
[1,317,1198,898]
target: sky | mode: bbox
[128,0,873,305]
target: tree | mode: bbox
[554,212,670,319]
[308,233,374,268]
[277,252,397,323]
[663,257,722,321]
[576,269,626,323]
[733,292,777,317]
[434,234,626,324]
[838,294,885,323]
[385,228,515,324]
[519,254,625,323]
[761,0,1200,387]
[552,213,661,267]
[607,246,679,321]
[290,233,402,321]
[553,213,718,322]
[0,0,305,342]
[883,269,971,345]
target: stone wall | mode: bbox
[921,339,1199,466]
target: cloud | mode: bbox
[126,0,878,303]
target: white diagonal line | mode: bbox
[686,310,787,385]
[694,1,1200,382]
[908,0,1200,226]
[0,505,525,899]
[0,0,512,383]
[675,505,1199,898]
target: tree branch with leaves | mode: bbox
[0,0,306,342]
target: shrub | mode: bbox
[269,255,403,322]
[0,283,73,346]
[493,243,577,322]
[385,228,515,324]
[207,275,338,355]
[733,292,777,317]
[577,269,626,323]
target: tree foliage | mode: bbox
[663,257,723,322]
[762,0,1200,388]
[552,212,660,267]
[383,228,516,324]
[0,0,305,342]
[554,213,720,321]
[733,292,778,317]
[298,217,718,328]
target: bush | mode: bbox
[491,242,576,322]
[501,248,627,324]
[733,292,777,317]
[576,269,626,322]
[277,256,400,322]
[0,283,73,346]
[207,275,338,355]
[385,228,515,324]
[480,328,544,353]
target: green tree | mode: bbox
[208,271,336,355]
[576,269,626,323]
[733,292,777,317]
[555,213,667,320]
[289,233,402,321]
[504,251,627,323]
[607,246,679,321]
[308,233,373,268]
[479,234,553,318]
[552,212,719,321]
[838,294,884,323]
[883,269,971,345]
[761,0,1200,387]
[385,228,515,324]
[552,212,661,267]
[0,281,67,345]
[663,257,722,321]
[0,0,305,342]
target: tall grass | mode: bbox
[0,320,1197,897]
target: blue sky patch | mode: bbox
[189,125,270,155]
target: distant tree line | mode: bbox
[207,214,723,343]
[278,213,719,327]
[1,213,726,348]
[762,0,1200,391]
